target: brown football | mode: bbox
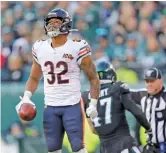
[18,103,37,121]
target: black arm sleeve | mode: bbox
[129,92,141,105]
[121,94,150,130]
[129,90,148,105]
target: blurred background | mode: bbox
[1,1,166,153]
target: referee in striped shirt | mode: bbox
[130,68,166,153]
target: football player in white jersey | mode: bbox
[15,8,100,153]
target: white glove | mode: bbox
[15,91,35,114]
[86,99,98,119]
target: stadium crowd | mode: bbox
[1,1,166,82]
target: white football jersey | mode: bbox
[32,39,91,106]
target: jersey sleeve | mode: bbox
[31,41,40,64]
[129,89,148,105]
[119,81,130,95]
[121,94,150,130]
[76,40,91,65]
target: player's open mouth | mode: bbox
[47,26,59,32]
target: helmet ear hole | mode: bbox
[61,26,66,31]
[106,69,117,82]
[112,76,116,82]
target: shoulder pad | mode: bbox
[118,81,129,94]
[32,39,46,51]
[120,82,129,90]
[79,40,90,51]
[76,39,91,56]
[80,40,88,46]
[111,82,121,92]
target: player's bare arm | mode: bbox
[87,118,97,134]
[80,56,100,99]
[15,59,42,117]
[80,55,100,118]
[25,58,42,94]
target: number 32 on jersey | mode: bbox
[44,61,69,84]
[92,97,112,127]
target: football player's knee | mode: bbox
[47,140,61,152]
[70,139,84,152]
[48,150,62,153]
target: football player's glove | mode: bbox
[86,99,98,119]
[15,93,35,114]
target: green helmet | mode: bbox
[96,61,117,83]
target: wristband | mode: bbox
[24,91,32,99]
[90,99,98,106]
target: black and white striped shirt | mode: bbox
[130,87,166,144]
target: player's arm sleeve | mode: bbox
[119,82,141,105]
[121,94,150,130]
[76,40,91,65]
[129,89,147,105]
[32,43,39,64]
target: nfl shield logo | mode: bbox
[146,70,153,77]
